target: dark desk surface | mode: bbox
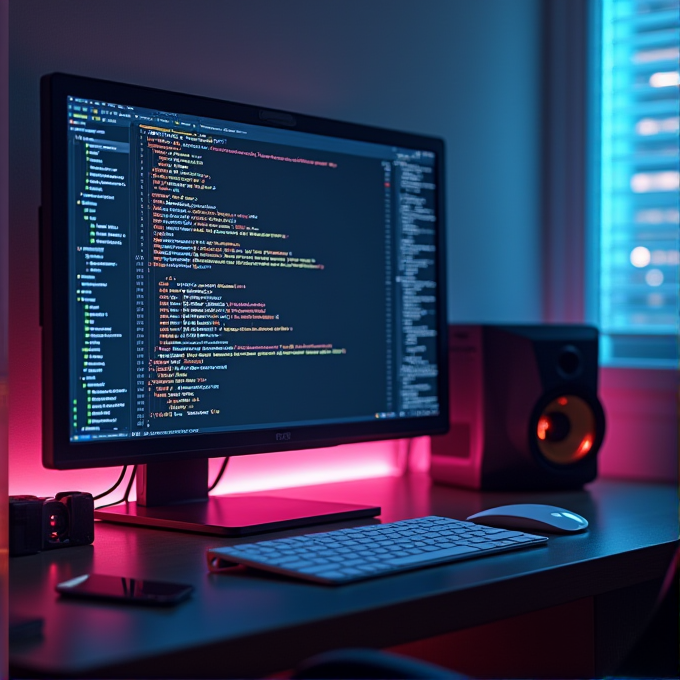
[10,475,679,678]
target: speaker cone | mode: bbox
[535,395,596,465]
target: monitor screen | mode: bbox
[41,73,448,471]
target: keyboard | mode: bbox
[206,515,548,584]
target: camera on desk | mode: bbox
[9,492,94,556]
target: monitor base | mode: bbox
[94,494,381,536]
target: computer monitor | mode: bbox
[40,73,448,535]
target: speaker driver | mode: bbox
[535,395,596,465]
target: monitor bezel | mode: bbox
[41,72,449,470]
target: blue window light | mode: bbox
[593,0,679,368]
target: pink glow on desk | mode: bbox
[9,438,416,500]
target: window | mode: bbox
[593,0,680,368]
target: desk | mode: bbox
[10,475,679,678]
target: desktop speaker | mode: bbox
[430,325,605,490]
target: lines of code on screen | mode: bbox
[66,97,440,442]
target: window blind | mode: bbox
[598,0,679,367]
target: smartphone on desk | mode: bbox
[56,573,194,606]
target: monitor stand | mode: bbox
[94,459,381,536]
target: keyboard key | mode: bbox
[297,566,333,575]
[387,545,481,566]
[278,560,315,570]
[340,558,364,567]
[478,530,524,540]
[358,564,387,572]
[340,568,363,576]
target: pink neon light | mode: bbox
[9,440,403,499]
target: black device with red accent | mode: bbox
[8,492,94,556]
[430,325,605,490]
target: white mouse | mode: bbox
[467,504,589,534]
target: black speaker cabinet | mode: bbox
[430,325,605,490]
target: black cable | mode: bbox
[96,458,224,510]
[95,496,125,510]
[122,465,137,502]
[208,457,230,492]
[92,466,128,500]
[94,466,137,510]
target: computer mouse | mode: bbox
[466,504,589,534]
